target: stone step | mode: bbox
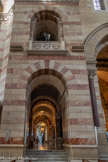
[26,155,67,158]
[25,150,68,162]
[98,153,108,159]
[26,158,67,161]
[26,150,65,152]
[26,153,67,155]
[27,158,67,160]
[26,153,67,156]
[25,160,68,162]
[25,159,68,162]
[26,150,66,154]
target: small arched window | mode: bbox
[93,0,105,10]
[30,10,63,42]
[29,10,66,51]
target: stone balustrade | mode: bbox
[33,41,61,50]
[28,40,66,53]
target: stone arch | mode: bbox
[21,61,75,148]
[85,23,108,131]
[84,23,108,62]
[96,35,108,57]
[33,113,52,124]
[29,9,64,43]
[34,115,51,126]
[31,10,61,23]
[19,60,75,91]
[28,5,69,22]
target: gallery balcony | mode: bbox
[27,40,68,55]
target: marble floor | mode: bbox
[33,142,56,150]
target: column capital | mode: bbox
[88,69,96,79]
[0,6,14,21]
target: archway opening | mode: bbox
[25,70,66,150]
[97,44,108,132]
[30,10,63,42]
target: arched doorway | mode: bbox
[85,25,108,157]
[96,45,108,132]
[85,24,108,132]
[25,69,66,150]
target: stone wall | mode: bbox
[0,16,13,102]
[79,0,108,40]
[0,0,108,160]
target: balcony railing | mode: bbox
[29,40,66,51]
[28,40,68,55]
[33,41,61,50]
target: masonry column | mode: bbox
[88,69,100,127]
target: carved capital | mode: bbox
[0,6,14,21]
[88,69,96,79]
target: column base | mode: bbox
[63,144,98,160]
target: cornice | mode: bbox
[86,60,97,71]
[27,49,69,56]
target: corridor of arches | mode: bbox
[24,69,66,150]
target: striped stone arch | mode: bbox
[29,7,65,42]
[84,23,108,62]
[34,115,51,126]
[19,60,75,90]
[28,5,69,22]
[31,10,61,23]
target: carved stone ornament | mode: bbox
[0,7,14,21]
[88,69,96,79]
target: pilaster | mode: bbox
[0,6,14,102]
